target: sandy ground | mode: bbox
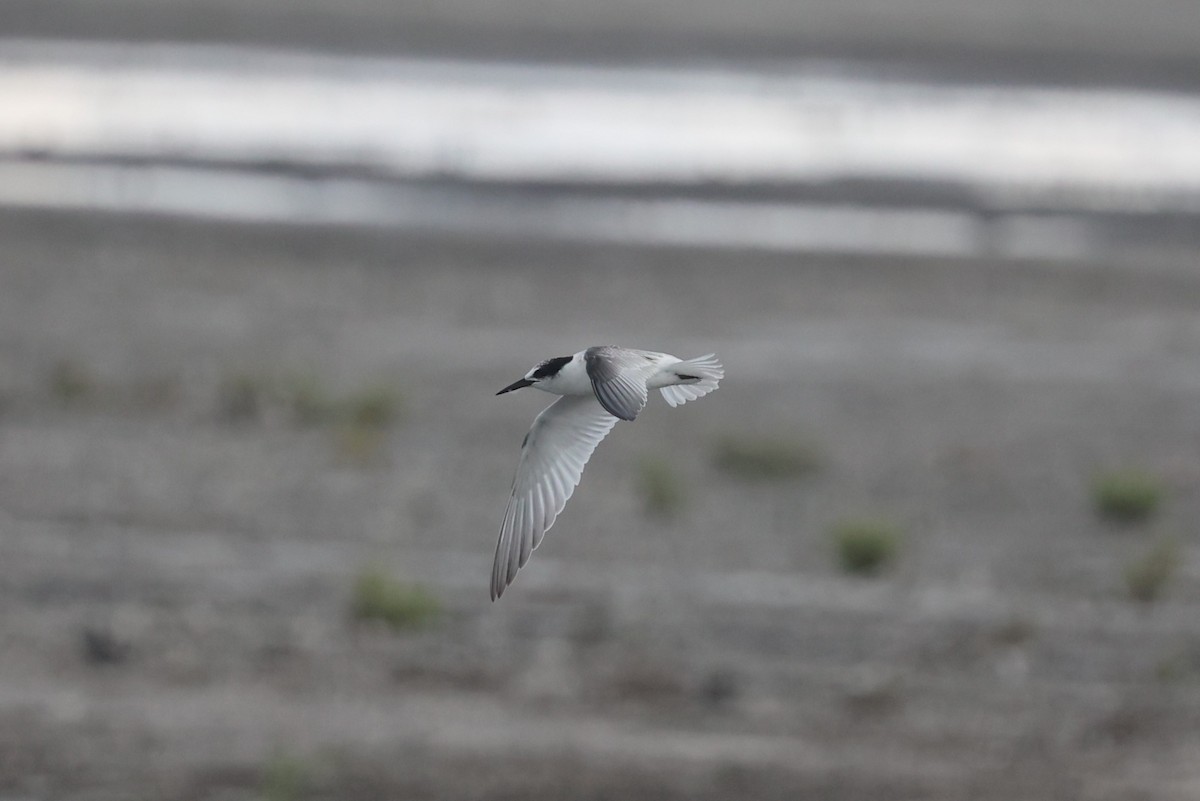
[0,207,1198,799]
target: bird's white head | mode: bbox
[496,355,573,395]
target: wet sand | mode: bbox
[1,208,1199,799]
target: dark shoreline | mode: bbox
[5,0,1200,91]
[5,160,1200,270]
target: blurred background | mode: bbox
[2,1,1200,799]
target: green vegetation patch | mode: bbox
[217,369,405,431]
[259,751,309,801]
[342,383,403,429]
[832,518,901,576]
[1124,537,1180,604]
[713,436,822,480]
[217,372,266,421]
[351,568,441,630]
[280,372,338,425]
[50,359,95,403]
[638,455,685,518]
[1093,469,1164,524]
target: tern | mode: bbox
[491,345,723,600]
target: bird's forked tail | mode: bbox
[659,354,724,408]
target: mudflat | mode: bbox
[1,208,1199,799]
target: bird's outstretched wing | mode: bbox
[491,395,618,600]
[584,346,660,421]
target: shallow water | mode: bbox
[3,39,1200,263]
[4,40,1200,204]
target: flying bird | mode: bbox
[491,345,723,600]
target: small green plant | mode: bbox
[832,518,900,576]
[216,369,405,433]
[351,569,440,630]
[50,359,94,402]
[343,383,403,429]
[638,456,685,518]
[1124,537,1179,603]
[260,751,308,801]
[217,372,265,422]
[842,670,904,716]
[330,383,403,466]
[333,424,388,467]
[281,372,338,425]
[1093,469,1164,524]
[991,614,1037,647]
[713,436,821,480]
[131,375,183,411]
[1154,644,1200,683]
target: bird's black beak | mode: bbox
[496,377,535,395]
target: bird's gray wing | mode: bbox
[584,346,654,421]
[491,395,618,600]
